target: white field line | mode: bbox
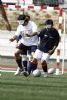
[0,70,16,73]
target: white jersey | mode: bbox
[15,21,38,46]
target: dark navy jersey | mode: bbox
[38,28,60,53]
[0,0,2,5]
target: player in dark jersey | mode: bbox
[0,0,11,31]
[26,19,60,77]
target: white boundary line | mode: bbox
[0,70,16,73]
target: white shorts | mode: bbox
[33,49,50,63]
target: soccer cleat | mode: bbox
[43,74,48,77]
[23,71,29,77]
[14,67,23,75]
[42,72,48,77]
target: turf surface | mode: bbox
[0,72,67,100]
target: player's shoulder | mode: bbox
[39,28,47,36]
[17,25,24,30]
[29,21,37,26]
[52,27,58,33]
[52,28,60,36]
[41,28,47,32]
[18,24,24,28]
[52,27,58,31]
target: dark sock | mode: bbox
[27,62,37,74]
[23,61,27,71]
[31,63,37,72]
[16,59,23,70]
[42,65,48,72]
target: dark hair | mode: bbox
[17,14,26,20]
[26,15,30,20]
[45,19,53,26]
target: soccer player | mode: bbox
[9,14,38,75]
[27,19,60,77]
[0,0,11,31]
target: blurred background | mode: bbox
[0,0,67,72]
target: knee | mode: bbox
[41,60,47,66]
[31,58,37,64]
[14,49,21,57]
[14,50,21,59]
[14,51,19,57]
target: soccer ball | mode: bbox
[32,69,41,77]
[48,68,55,74]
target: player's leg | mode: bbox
[14,43,27,75]
[27,45,37,72]
[22,46,31,76]
[14,48,23,75]
[27,49,42,75]
[21,52,28,71]
[41,53,50,77]
[27,58,38,74]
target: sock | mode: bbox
[16,59,23,70]
[27,61,37,74]
[31,63,37,72]
[23,61,27,71]
[42,65,48,73]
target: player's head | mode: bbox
[17,14,30,26]
[26,15,30,21]
[45,19,53,29]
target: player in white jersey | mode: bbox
[9,14,38,75]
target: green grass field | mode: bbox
[0,72,67,100]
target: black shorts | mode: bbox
[16,43,37,55]
[28,45,37,54]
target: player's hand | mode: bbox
[48,49,55,55]
[25,34,31,37]
[9,38,14,42]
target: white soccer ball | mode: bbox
[48,68,55,74]
[32,69,41,77]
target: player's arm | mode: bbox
[10,26,22,42]
[0,1,11,31]
[26,32,38,37]
[48,46,57,55]
[9,35,17,42]
[48,31,60,55]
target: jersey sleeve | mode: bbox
[38,28,46,38]
[15,25,21,36]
